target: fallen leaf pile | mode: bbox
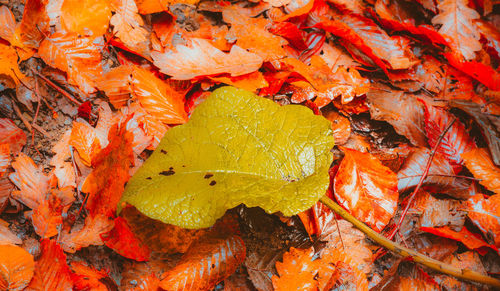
[0,0,499,289]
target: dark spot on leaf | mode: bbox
[146,177,152,180]
[204,173,214,179]
[159,170,175,176]
[161,149,167,154]
[209,180,216,186]
[182,165,186,167]
[169,166,174,170]
[211,264,215,268]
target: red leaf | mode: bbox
[466,194,500,248]
[422,101,476,173]
[421,226,497,253]
[445,52,500,91]
[334,147,399,232]
[0,244,35,291]
[27,240,73,291]
[159,235,246,290]
[315,13,416,72]
[101,217,150,261]
[81,124,134,217]
[397,148,471,198]
[269,22,308,50]
[476,19,500,61]
[0,118,26,155]
[70,262,109,291]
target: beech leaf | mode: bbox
[120,86,334,229]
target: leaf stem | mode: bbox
[319,195,500,288]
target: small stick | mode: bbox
[387,117,456,240]
[319,195,500,288]
[35,72,82,105]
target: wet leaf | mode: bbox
[422,101,476,173]
[0,44,25,88]
[61,0,111,36]
[70,262,109,291]
[26,240,73,291]
[120,86,334,229]
[431,0,481,60]
[397,148,471,198]
[0,244,34,291]
[38,32,104,94]
[159,234,246,290]
[101,217,150,261]
[334,147,399,232]
[421,226,497,253]
[466,194,500,248]
[462,148,500,195]
[151,38,263,80]
[59,214,114,253]
[0,119,26,155]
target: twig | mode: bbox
[387,117,456,240]
[319,195,500,288]
[35,72,82,105]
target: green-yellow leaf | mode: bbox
[119,86,334,229]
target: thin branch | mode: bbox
[34,72,82,105]
[319,195,500,288]
[387,117,456,240]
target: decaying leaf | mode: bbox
[334,147,399,232]
[120,86,334,229]
[0,244,34,291]
[159,234,246,290]
[59,214,114,253]
[70,262,109,291]
[0,119,26,156]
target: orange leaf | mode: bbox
[101,217,150,261]
[131,67,188,124]
[120,205,208,256]
[159,235,246,290]
[223,9,287,62]
[431,0,481,60]
[466,194,500,248]
[334,147,399,232]
[135,0,200,14]
[61,0,111,36]
[0,43,26,88]
[59,214,114,253]
[421,226,497,253]
[0,244,34,291]
[97,65,134,108]
[0,118,26,155]
[323,110,351,145]
[0,6,20,47]
[277,0,314,21]
[70,262,109,291]
[17,0,50,49]
[27,240,73,291]
[110,0,150,59]
[0,144,9,176]
[0,218,22,245]
[82,124,134,217]
[434,251,487,290]
[208,71,269,93]
[462,148,500,195]
[69,121,101,167]
[272,247,318,291]
[8,153,50,210]
[151,38,263,80]
[32,195,63,239]
[38,32,104,94]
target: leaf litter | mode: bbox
[0,0,499,289]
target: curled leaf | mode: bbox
[120,86,334,229]
[466,194,500,248]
